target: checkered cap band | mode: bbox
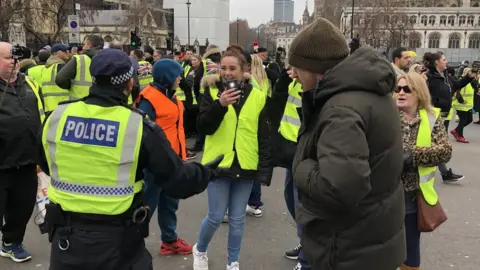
[111,66,134,85]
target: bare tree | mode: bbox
[352,0,414,51]
[0,0,28,41]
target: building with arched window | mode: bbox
[340,0,480,51]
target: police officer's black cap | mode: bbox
[90,49,134,85]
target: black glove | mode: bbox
[204,155,224,179]
[403,151,415,172]
[456,92,465,104]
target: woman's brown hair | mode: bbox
[225,44,244,55]
[221,50,248,71]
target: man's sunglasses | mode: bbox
[395,85,412,93]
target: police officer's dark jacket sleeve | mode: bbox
[141,117,212,199]
[55,57,77,89]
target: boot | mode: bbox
[400,264,420,270]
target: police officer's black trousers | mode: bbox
[0,164,37,244]
[49,222,153,270]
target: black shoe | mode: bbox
[474,120,480,125]
[187,145,204,152]
[442,169,464,183]
[284,244,302,260]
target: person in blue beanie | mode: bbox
[137,59,194,255]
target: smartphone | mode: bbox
[472,61,480,73]
[225,80,241,104]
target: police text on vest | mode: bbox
[61,116,119,147]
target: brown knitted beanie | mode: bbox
[289,18,350,74]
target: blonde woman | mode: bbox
[394,72,452,270]
[250,54,272,96]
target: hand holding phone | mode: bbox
[219,89,241,107]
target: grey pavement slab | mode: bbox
[2,118,480,270]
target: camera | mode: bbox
[10,45,29,60]
[226,80,239,91]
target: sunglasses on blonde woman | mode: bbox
[395,85,412,94]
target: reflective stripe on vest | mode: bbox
[452,83,474,112]
[27,65,45,84]
[42,102,143,215]
[70,54,92,99]
[41,63,70,112]
[25,76,45,123]
[278,81,302,142]
[201,86,266,170]
[417,108,440,206]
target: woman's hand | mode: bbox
[287,68,297,79]
[219,89,241,107]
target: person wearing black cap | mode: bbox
[39,49,223,270]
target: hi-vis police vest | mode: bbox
[138,60,153,89]
[138,85,186,160]
[201,86,267,170]
[175,65,192,102]
[27,65,45,84]
[41,63,69,112]
[70,54,92,99]
[42,101,144,215]
[279,80,302,142]
[25,76,45,123]
[417,108,441,206]
[452,83,474,112]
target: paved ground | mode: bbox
[2,116,480,270]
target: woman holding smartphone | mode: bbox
[192,50,272,270]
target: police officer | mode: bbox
[39,49,222,270]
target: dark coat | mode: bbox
[292,47,405,270]
[427,71,472,113]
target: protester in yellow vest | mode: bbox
[192,50,272,270]
[451,68,478,143]
[132,49,153,89]
[38,49,222,270]
[250,54,272,97]
[40,44,71,113]
[55,35,104,99]
[395,73,452,270]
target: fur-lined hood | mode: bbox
[200,73,252,88]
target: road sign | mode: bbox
[69,33,80,44]
[68,15,80,33]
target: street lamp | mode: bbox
[186,0,191,47]
[350,0,355,39]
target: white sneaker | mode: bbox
[246,205,262,217]
[193,244,209,270]
[293,262,302,270]
[227,261,240,270]
[222,210,229,223]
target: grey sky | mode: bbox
[230,0,315,27]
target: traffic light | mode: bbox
[130,31,137,47]
[130,31,142,48]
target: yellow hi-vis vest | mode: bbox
[42,101,144,215]
[138,60,153,89]
[445,108,455,121]
[452,83,474,112]
[70,54,92,99]
[279,80,302,142]
[41,63,70,112]
[417,108,441,206]
[27,65,45,84]
[25,76,45,123]
[175,65,197,104]
[201,86,266,170]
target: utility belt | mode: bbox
[45,203,150,249]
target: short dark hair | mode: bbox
[86,35,104,49]
[134,49,144,59]
[392,47,408,62]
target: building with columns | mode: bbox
[340,0,480,50]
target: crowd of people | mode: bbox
[0,15,478,270]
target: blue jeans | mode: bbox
[143,170,179,243]
[404,213,421,267]
[196,177,254,265]
[248,180,263,208]
[284,168,310,269]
